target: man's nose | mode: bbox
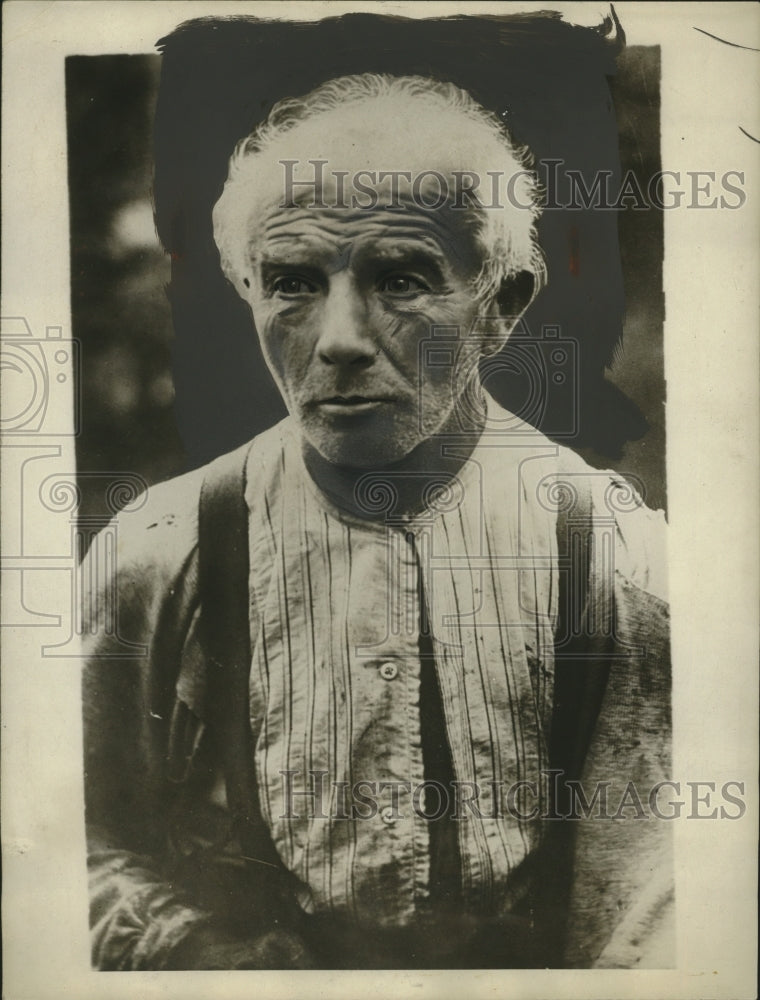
[316,277,375,367]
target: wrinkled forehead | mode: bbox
[250,201,484,278]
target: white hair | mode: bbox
[213,73,546,306]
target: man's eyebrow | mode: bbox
[258,242,314,257]
[254,239,333,264]
[364,240,449,268]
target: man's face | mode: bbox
[239,165,494,469]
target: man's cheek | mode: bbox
[267,325,318,385]
[378,309,437,355]
[253,314,293,385]
[381,306,466,379]
[391,299,479,340]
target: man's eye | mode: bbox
[272,276,317,296]
[379,275,428,296]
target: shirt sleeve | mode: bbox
[81,472,217,970]
[563,472,673,968]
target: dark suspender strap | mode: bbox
[544,464,612,964]
[197,442,281,872]
[551,469,613,791]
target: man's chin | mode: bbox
[301,426,419,471]
[312,440,413,471]
[292,409,413,469]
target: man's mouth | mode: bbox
[315,395,394,415]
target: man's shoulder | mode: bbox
[479,398,667,601]
[474,402,650,513]
[551,445,668,604]
[547,442,668,602]
[100,463,205,600]
[110,420,291,573]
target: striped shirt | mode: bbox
[243,408,559,925]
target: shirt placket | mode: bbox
[368,525,431,914]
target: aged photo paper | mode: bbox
[2,1,758,997]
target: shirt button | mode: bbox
[379,661,399,681]
[380,807,397,826]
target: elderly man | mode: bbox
[82,74,671,970]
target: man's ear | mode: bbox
[480,270,536,356]
[494,270,536,323]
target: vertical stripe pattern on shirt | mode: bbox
[243,419,558,928]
